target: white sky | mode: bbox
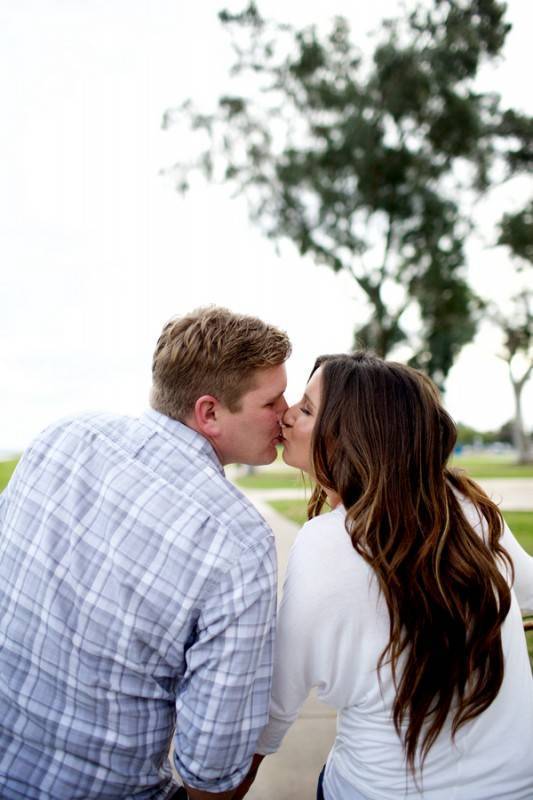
[0,0,532,452]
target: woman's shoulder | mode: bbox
[453,489,490,536]
[292,506,361,565]
[287,506,375,602]
[297,506,347,538]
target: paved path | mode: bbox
[246,477,533,511]
[474,478,533,510]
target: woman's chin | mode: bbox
[281,445,294,468]
[281,447,306,474]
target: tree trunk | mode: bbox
[511,377,533,464]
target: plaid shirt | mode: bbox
[0,410,277,799]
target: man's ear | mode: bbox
[192,395,223,439]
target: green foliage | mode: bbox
[164,0,532,382]
[492,420,515,446]
[496,110,533,175]
[455,421,514,446]
[498,201,533,266]
[455,423,487,446]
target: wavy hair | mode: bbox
[308,352,513,772]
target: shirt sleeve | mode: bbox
[256,517,354,754]
[501,520,533,613]
[173,535,277,792]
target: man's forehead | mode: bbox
[248,363,287,396]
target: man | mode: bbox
[0,307,290,799]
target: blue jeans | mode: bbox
[317,765,326,800]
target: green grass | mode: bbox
[0,459,19,492]
[503,512,533,555]
[269,498,310,526]
[450,455,533,479]
[235,469,306,490]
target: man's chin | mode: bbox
[258,449,278,466]
[248,444,279,467]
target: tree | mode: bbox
[499,201,533,265]
[493,419,514,447]
[488,290,532,463]
[455,423,483,447]
[489,198,533,463]
[163,0,531,385]
[455,420,513,447]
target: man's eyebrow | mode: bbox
[265,390,285,403]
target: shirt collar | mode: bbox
[140,409,225,476]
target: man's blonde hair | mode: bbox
[150,306,291,420]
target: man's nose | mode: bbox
[276,396,289,417]
[281,405,294,427]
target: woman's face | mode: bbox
[281,366,323,474]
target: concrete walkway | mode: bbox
[246,478,533,511]
[474,478,533,511]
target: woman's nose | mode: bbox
[282,406,295,427]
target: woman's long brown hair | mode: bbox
[308,352,513,773]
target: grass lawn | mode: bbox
[235,469,307,490]
[0,459,19,492]
[503,512,533,555]
[269,498,311,527]
[450,455,533,479]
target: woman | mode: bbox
[257,352,533,799]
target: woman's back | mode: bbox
[259,502,533,799]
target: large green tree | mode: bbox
[164,0,531,385]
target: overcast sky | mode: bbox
[0,0,532,453]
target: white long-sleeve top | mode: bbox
[257,502,533,800]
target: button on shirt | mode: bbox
[0,410,277,800]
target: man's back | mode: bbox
[0,410,276,799]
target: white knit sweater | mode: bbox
[258,501,533,799]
